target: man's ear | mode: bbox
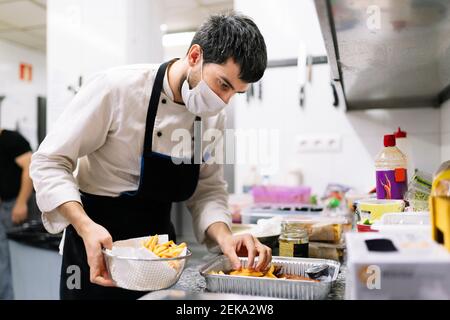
[187,44,202,67]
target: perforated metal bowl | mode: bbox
[102,248,192,291]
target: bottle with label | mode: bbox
[394,127,415,181]
[278,221,309,258]
[375,134,408,200]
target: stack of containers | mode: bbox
[404,171,432,212]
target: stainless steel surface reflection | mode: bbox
[315,0,450,110]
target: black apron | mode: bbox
[60,61,201,300]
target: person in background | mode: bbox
[0,128,33,300]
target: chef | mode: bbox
[30,12,270,300]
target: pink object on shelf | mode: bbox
[251,185,311,204]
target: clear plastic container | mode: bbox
[405,171,432,211]
[379,212,430,225]
[375,134,408,200]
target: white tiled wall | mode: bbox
[0,40,46,150]
[233,0,443,195]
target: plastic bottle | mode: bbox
[394,127,415,180]
[375,134,408,200]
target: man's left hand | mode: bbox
[218,233,272,271]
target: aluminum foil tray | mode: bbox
[199,256,340,300]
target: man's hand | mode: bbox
[12,201,28,224]
[219,233,272,271]
[78,221,116,287]
[59,201,115,287]
[206,222,272,271]
[13,151,33,224]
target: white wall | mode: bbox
[47,0,163,129]
[0,40,46,150]
[233,0,443,195]
[442,100,450,163]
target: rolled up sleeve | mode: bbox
[30,73,115,234]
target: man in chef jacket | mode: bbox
[30,12,271,299]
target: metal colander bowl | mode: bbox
[102,247,192,291]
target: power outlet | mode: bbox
[296,134,341,153]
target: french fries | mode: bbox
[229,268,264,277]
[210,264,277,278]
[142,235,187,258]
[209,264,318,282]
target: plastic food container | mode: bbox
[251,186,311,204]
[379,212,430,225]
[405,171,432,211]
[102,237,191,291]
[356,199,405,221]
[200,255,340,300]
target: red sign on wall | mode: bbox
[19,63,33,82]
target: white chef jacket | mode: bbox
[30,63,231,248]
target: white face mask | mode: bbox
[181,56,228,117]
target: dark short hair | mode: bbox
[189,12,267,83]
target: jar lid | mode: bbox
[281,221,309,236]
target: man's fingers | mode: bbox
[255,245,267,271]
[90,259,115,287]
[92,275,115,287]
[224,246,242,270]
[255,245,272,271]
[243,235,257,269]
[88,242,115,287]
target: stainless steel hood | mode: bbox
[314,0,450,110]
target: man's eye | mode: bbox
[219,80,229,91]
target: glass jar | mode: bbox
[278,221,309,258]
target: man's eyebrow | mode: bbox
[220,76,247,94]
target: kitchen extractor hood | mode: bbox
[314,0,450,110]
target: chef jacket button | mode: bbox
[157,131,162,137]
[161,99,167,104]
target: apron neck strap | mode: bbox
[143,61,171,151]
